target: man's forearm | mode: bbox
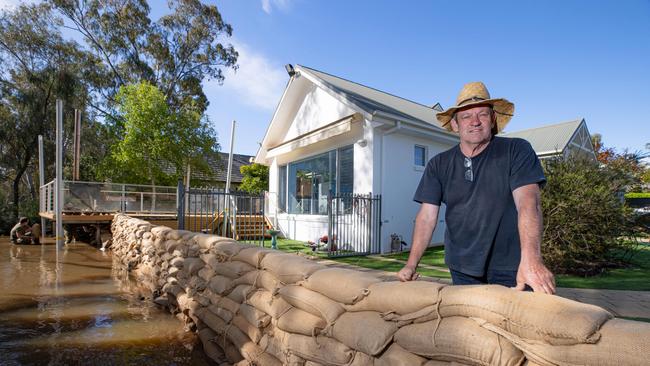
[406,207,438,268]
[517,198,543,262]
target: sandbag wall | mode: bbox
[111,214,649,366]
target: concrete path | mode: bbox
[316,257,650,320]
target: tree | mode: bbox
[49,0,238,116]
[239,163,269,194]
[591,133,648,192]
[98,82,219,186]
[0,3,100,222]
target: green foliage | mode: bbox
[98,82,219,185]
[625,192,650,199]
[541,157,639,275]
[239,163,269,194]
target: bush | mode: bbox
[541,157,638,275]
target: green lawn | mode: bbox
[265,238,650,291]
[555,244,650,291]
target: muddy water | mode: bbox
[0,238,210,365]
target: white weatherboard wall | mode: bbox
[378,130,454,253]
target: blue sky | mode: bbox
[2,0,648,157]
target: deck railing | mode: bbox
[39,180,178,215]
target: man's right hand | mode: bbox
[397,265,419,282]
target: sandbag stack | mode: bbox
[111,214,650,366]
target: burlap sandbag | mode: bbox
[196,307,229,334]
[239,303,271,328]
[151,225,172,239]
[278,285,345,325]
[208,303,234,323]
[166,229,193,240]
[199,327,227,363]
[283,333,355,366]
[259,333,287,364]
[345,280,445,317]
[330,311,398,356]
[232,247,275,268]
[198,266,216,282]
[233,314,263,344]
[394,317,524,366]
[247,289,292,319]
[208,275,235,295]
[204,289,241,314]
[212,240,250,258]
[228,284,254,304]
[374,343,428,366]
[193,234,230,250]
[348,351,374,366]
[301,268,380,305]
[201,253,221,269]
[225,323,282,366]
[231,270,281,292]
[478,318,650,366]
[184,257,205,275]
[275,307,327,336]
[440,285,612,345]
[214,261,256,279]
[214,333,244,364]
[261,252,325,284]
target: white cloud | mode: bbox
[209,40,286,111]
[0,0,21,11]
[261,0,291,14]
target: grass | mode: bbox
[555,244,650,291]
[264,238,650,290]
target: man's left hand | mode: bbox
[515,258,556,294]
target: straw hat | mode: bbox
[436,82,514,133]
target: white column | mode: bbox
[55,100,64,251]
[38,135,46,239]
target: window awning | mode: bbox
[265,113,360,158]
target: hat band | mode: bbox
[457,96,487,106]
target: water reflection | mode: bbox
[0,238,209,365]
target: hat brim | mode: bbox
[436,98,514,133]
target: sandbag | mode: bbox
[479,318,650,366]
[374,343,428,366]
[212,240,249,258]
[225,323,280,366]
[247,289,292,319]
[198,266,216,282]
[213,261,256,279]
[278,285,345,325]
[275,307,326,336]
[231,270,281,293]
[239,303,271,328]
[208,275,235,295]
[394,317,524,366]
[440,285,613,345]
[151,226,172,239]
[199,327,227,363]
[166,229,193,240]
[233,314,263,344]
[184,257,205,275]
[284,333,354,366]
[259,334,286,364]
[301,268,380,304]
[197,307,229,334]
[204,289,241,314]
[227,284,254,304]
[201,253,222,269]
[345,280,445,316]
[232,247,274,268]
[208,304,234,323]
[261,252,325,284]
[330,311,398,356]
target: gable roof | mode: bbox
[297,65,446,129]
[198,152,253,183]
[501,119,585,156]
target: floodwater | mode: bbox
[0,237,210,365]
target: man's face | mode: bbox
[451,105,494,145]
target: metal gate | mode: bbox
[177,182,267,246]
[327,192,381,257]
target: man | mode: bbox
[10,217,40,245]
[397,82,555,294]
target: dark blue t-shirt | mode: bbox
[413,136,545,276]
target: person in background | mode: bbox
[10,217,40,245]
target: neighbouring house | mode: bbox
[255,64,459,252]
[501,119,596,160]
[173,152,254,189]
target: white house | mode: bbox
[501,119,596,160]
[255,65,459,253]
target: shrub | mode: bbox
[541,157,638,275]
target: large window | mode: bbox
[279,146,353,215]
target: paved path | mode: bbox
[316,257,650,320]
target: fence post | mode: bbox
[177,180,185,230]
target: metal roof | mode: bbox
[501,119,584,155]
[297,65,446,129]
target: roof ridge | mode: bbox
[502,118,583,135]
[297,64,440,112]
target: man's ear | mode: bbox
[451,118,460,133]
